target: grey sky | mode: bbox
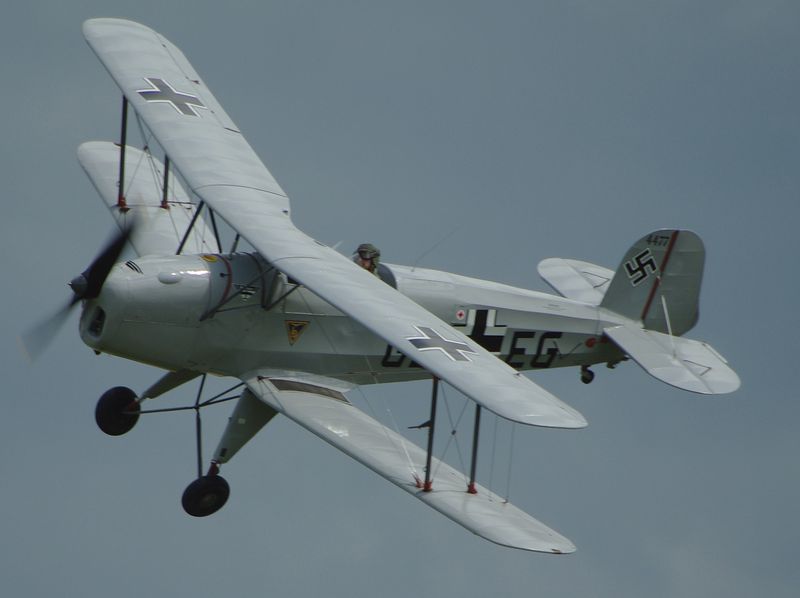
[2,1,798,596]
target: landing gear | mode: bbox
[95,386,140,435]
[580,366,595,385]
[96,376,250,518]
[182,470,230,517]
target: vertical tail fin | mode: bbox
[600,230,704,335]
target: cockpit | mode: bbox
[353,243,396,288]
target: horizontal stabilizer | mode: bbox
[244,373,575,554]
[538,258,614,305]
[604,325,740,395]
[78,141,218,256]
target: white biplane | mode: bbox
[24,19,740,554]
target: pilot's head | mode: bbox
[355,243,380,273]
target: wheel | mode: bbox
[182,475,230,517]
[95,386,140,436]
[580,367,595,385]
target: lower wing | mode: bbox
[243,371,576,554]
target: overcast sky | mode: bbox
[2,1,798,597]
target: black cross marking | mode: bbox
[137,78,206,116]
[624,248,658,286]
[406,326,477,362]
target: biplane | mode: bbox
[23,19,740,554]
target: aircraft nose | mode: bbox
[69,274,89,298]
[79,265,128,347]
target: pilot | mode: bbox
[354,243,380,275]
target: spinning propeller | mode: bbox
[21,225,134,361]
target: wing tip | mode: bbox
[489,532,577,555]
[559,407,589,429]
[83,18,153,40]
[515,407,588,430]
[549,539,577,555]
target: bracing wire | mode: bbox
[356,386,419,480]
[293,289,418,480]
[140,146,189,246]
[488,414,499,500]
[378,392,419,479]
[126,144,149,192]
[131,112,207,253]
[140,143,162,199]
[504,422,516,503]
[410,225,462,272]
[431,383,469,482]
[133,112,155,163]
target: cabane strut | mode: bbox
[116,96,129,211]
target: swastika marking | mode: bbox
[624,249,658,286]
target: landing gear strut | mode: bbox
[580,366,595,385]
[95,386,140,435]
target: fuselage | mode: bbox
[79,252,626,384]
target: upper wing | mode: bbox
[243,371,576,554]
[78,141,218,256]
[83,18,586,429]
[83,19,288,208]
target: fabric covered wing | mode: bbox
[83,18,586,429]
[78,141,218,256]
[244,373,576,554]
[83,19,289,212]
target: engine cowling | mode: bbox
[79,252,279,370]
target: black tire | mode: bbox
[95,386,140,436]
[182,475,230,517]
[580,368,595,385]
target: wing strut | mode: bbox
[418,379,483,495]
[467,404,482,494]
[115,93,171,212]
[161,155,171,209]
[421,376,439,492]
[173,196,222,256]
[207,208,223,253]
[176,201,205,255]
[116,96,129,211]
[193,374,207,478]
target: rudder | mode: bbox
[600,230,704,336]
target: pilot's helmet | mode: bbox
[356,243,380,261]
